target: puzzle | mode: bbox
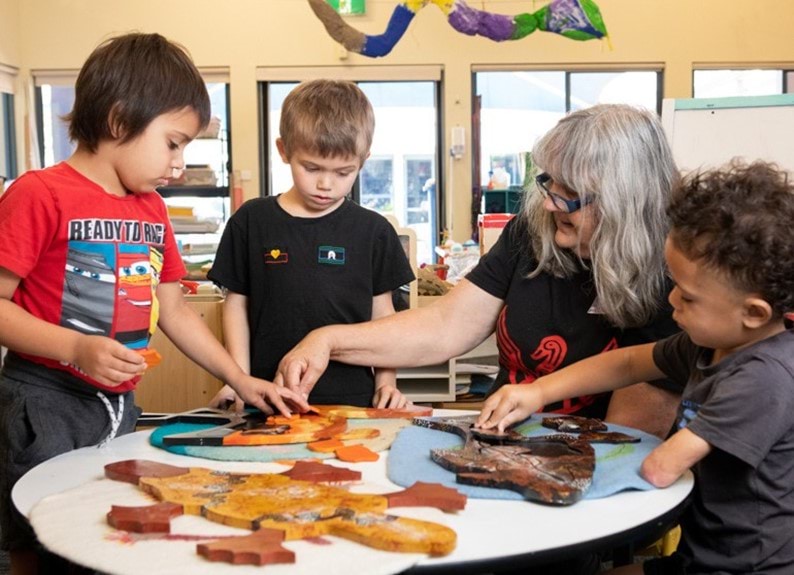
[413,414,640,505]
[142,405,430,446]
[102,458,464,566]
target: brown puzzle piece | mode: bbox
[385,482,467,512]
[106,501,183,533]
[197,528,295,566]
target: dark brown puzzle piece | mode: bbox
[107,502,183,533]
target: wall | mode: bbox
[0,0,19,66]
[11,0,794,240]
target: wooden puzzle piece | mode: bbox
[105,460,190,484]
[578,431,641,444]
[334,444,379,463]
[106,502,183,533]
[312,404,433,419]
[385,482,467,512]
[278,460,362,483]
[104,459,460,557]
[136,348,162,369]
[307,438,345,453]
[197,528,294,566]
[414,415,595,505]
[541,415,608,433]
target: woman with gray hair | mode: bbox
[277,104,681,439]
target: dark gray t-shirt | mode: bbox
[653,329,794,574]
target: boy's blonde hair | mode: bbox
[279,79,374,164]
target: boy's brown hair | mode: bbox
[668,159,794,317]
[279,79,375,163]
[67,32,210,152]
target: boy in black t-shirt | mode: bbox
[478,160,794,575]
[208,80,414,409]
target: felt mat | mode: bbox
[29,479,422,575]
[387,415,661,500]
[150,418,409,462]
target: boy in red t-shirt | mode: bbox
[0,32,308,573]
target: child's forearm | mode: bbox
[534,343,660,407]
[374,367,397,389]
[222,293,251,374]
[641,428,711,487]
[0,298,82,363]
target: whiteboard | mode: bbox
[661,94,794,175]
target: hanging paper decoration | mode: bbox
[307,0,608,58]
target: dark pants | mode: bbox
[0,353,139,552]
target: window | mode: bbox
[32,69,232,270]
[693,68,793,98]
[259,67,442,265]
[474,69,662,190]
[0,64,18,187]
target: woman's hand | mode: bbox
[475,383,543,432]
[273,330,333,399]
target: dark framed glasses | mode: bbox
[535,172,593,213]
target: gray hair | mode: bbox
[522,104,679,328]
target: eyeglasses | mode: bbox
[535,172,593,213]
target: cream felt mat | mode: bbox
[29,479,423,575]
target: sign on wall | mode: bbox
[328,0,366,15]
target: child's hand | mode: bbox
[372,384,409,409]
[475,384,542,433]
[229,375,311,418]
[73,335,146,387]
[209,384,244,412]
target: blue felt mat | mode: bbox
[149,418,407,462]
[387,416,661,500]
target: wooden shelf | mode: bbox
[157,185,229,198]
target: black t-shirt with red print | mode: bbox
[467,217,679,418]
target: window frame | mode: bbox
[692,65,794,98]
[256,66,445,265]
[472,64,663,187]
[0,63,19,182]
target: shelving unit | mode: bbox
[396,333,497,403]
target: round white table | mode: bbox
[14,412,693,574]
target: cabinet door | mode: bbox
[135,296,224,413]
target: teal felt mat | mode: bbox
[149,418,408,462]
[387,415,661,500]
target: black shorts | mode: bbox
[0,353,140,551]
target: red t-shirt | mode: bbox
[0,162,186,392]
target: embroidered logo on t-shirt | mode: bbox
[318,246,345,265]
[264,247,288,264]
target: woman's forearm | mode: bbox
[328,280,502,368]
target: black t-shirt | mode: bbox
[208,197,414,406]
[467,217,679,418]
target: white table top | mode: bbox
[14,411,693,573]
